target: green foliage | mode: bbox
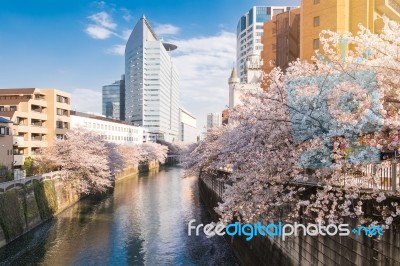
[5,171,13,181]
[23,157,34,177]
[33,181,58,220]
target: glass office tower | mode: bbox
[125,16,179,142]
[102,75,125,120]
[237,6,296,82]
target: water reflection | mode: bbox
[0,167,238,266]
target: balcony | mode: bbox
[34,94,46,101]
[13,155,24,166]
[31,104,46,114]
[13,136,24,146]
[31,132,46,142]
[31,119,45,127]
[377,0,400,19]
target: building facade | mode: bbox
[179,108,197,143]
[0,88,71,159]
[102,75,125,120]
[125,16,179,143]
[207,112,222,129]
[0,117,14,176]
[237,6,297,82]
[300,0,400,60]
[261,8,301,75]
[70,111,148,145]
[228,54,263,108]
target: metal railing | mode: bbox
[199,171,229,199]
[0,171,61,193]
[200,163,400,199]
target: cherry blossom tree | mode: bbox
[117,144,141,167]
[139,142,168,164]
[183,17,400,226]
[50,128,113,194]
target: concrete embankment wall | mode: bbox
[0,179,80,248]
[198,177,400,266]
[0,161,160,249]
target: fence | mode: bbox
[200,163,400,200]
[0,171,61,193]
[199,171,229,199]
[355,163,400,191]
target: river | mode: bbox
[0,167,238,265]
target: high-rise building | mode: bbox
[125,16,179,142]
[261,8,301,76]
[102,75,125,120]
[300,0,400,61]
[179,108,197,143]
[0,88,71,161]
[207,112,222,129]
[237,6,297,82]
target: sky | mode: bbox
[0,0,300,129]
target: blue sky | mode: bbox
[0,0,300,129]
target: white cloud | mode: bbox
[154,24,180,36]
[173,31,236,128]
[121,8,132,22]
[85,25,114,39]
[106,44,125,55]
[85,11,117,40]
[121,29,131,41]
[88,11,117,29]
[70,88,102,114]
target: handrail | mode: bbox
[0,171,61,193]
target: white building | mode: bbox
[125,16,179,143]
[237,6,296,82]
[207,112,222,129]
[70,111,148,145]
[229,54,263,108]
[179,108,197,143]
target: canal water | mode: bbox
[0,167,238,265]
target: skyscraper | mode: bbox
[125,16,179,142]
[102,75,125,120]
[207,112,222,129]
[237,6,296,82]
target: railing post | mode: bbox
[392,163,397,192]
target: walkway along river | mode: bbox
[0,167,238,265]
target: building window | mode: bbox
[314,0,320,4]
[313,16,320,27]
[313,39,320,49]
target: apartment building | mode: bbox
[300,0,400,60]
[70,111,148,145]
[0,88,71,158]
